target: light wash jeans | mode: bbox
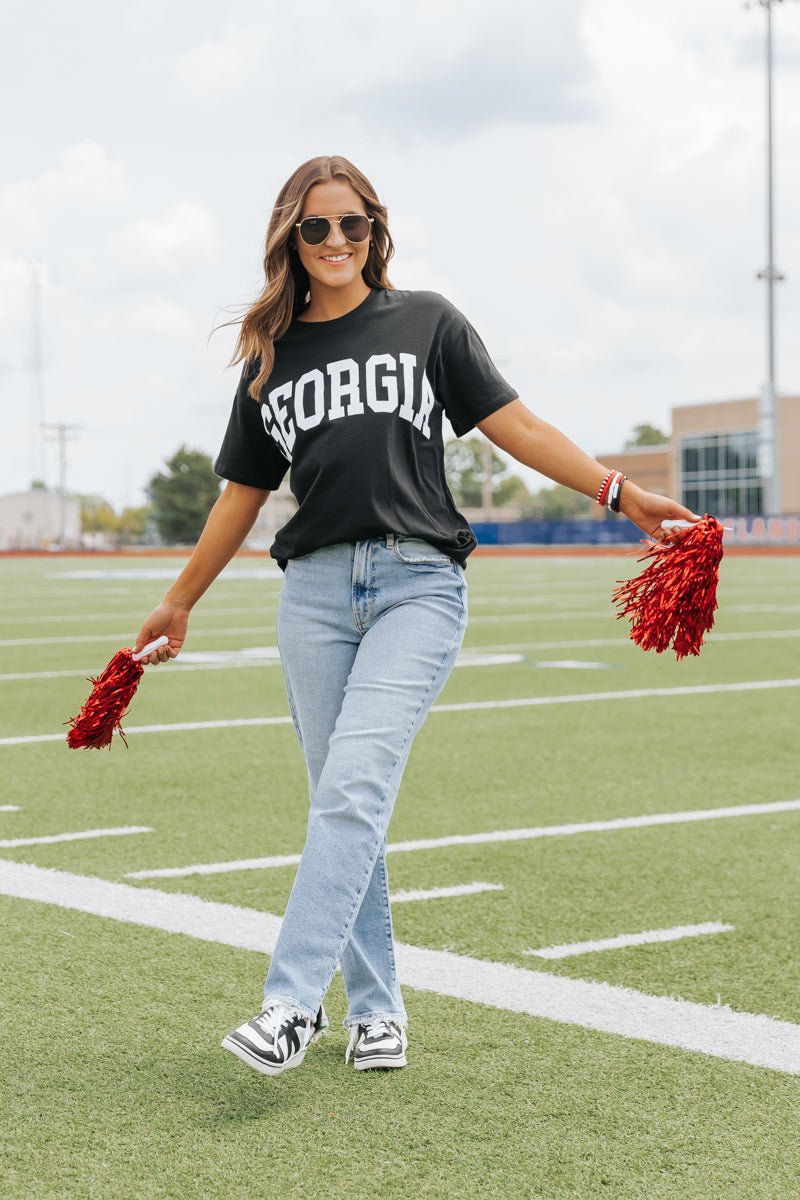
[262,535,468,1030]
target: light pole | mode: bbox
[29,263,47,486]
[43,422,81,546]
[752,0,788,515]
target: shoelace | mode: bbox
[253,1005,304,1044]
[345,1019,400,1064]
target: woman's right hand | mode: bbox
[133,603,189,664]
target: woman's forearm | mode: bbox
[478,402,610,497]
[164,481,270,611]
[477,398,698,537]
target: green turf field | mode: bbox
[1,551,798,1200]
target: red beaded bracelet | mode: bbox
[596,470,615,506]
[596,470,627,510]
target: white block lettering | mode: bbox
[327,358,362,419]
[264,381,295,452]
[294,369,326,431]
[413,371,436,439]
[398,353,417,423]
[366,354,399,413]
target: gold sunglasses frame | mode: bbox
[294,214,374,246]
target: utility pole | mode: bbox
[42,423,81,546]
[30,263,47,486]
[752,0,789,516]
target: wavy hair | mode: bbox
[224,155,395,401]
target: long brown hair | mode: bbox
[226,156,395,401]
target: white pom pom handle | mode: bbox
[132,635,169,662]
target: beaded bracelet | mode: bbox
[596,470,627,511]
[596,470,615,506]
[596,470,624,507]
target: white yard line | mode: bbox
[481,629,800,653]
[0,627,273,648]
[730,604,800,614]
[434,677,800,713]
[467,611,608,624]
[0,860,796,1075]
[0,669,125,683]
[389,882,504,904]
[0,663,285,683]
[125,798,800,879]
[1,717,295,746]
[127,849,299,876]
[0,650,520,683]
[0,805,20,812]
[3,629,798,685]
[4,677,799,747]
[526,922,735,960]
[53,568,282,582]
[0,607,272,625]
[0,826,153,849]
[2,617,590,647]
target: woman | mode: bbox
[134,155,696,1078]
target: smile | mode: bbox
[320,253,353,264]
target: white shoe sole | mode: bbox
[220,1033,308,1076]
[221,1024,324,1077]
[354,1052,408,1070]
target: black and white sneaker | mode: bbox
[221,1004,328,1076]
[345,1019,408,1070]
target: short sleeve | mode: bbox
[214,361,291,491]
[436,313,518,437]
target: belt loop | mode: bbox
[386,532,395,548]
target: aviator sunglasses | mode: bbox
[295,213,374,246]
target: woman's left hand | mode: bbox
[620,482,700,541]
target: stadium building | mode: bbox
[595,394,800,521]
[0,489,81,551]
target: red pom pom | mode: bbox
[66,648,144,749]
[612,515,725,661]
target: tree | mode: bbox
[623,423,667,449]
[148,446,221,544]
[523,484,592,520]
[444,438,532,509]
[79,494,119,537]
[118,506,150,544]
[494,473,532,509]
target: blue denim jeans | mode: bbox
[262,535,468,1029]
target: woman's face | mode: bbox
[293,179,371,292]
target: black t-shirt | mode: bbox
[214,287,518,567]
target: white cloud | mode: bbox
[0,140,126,247]
[37,139,127,202]
[388,255,467,310]
[343,0,597,138]
[172,26,264,104]
[169,1,595,136]
[0,257,39,371]
[116,203,219,275]
[125,297,198,337]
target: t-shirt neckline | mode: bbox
[291,287,377,333]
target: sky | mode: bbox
[2,0,800,508]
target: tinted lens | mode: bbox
[298,217,330,246]
[340,215,371,242]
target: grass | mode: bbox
[0,551,798,1199]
